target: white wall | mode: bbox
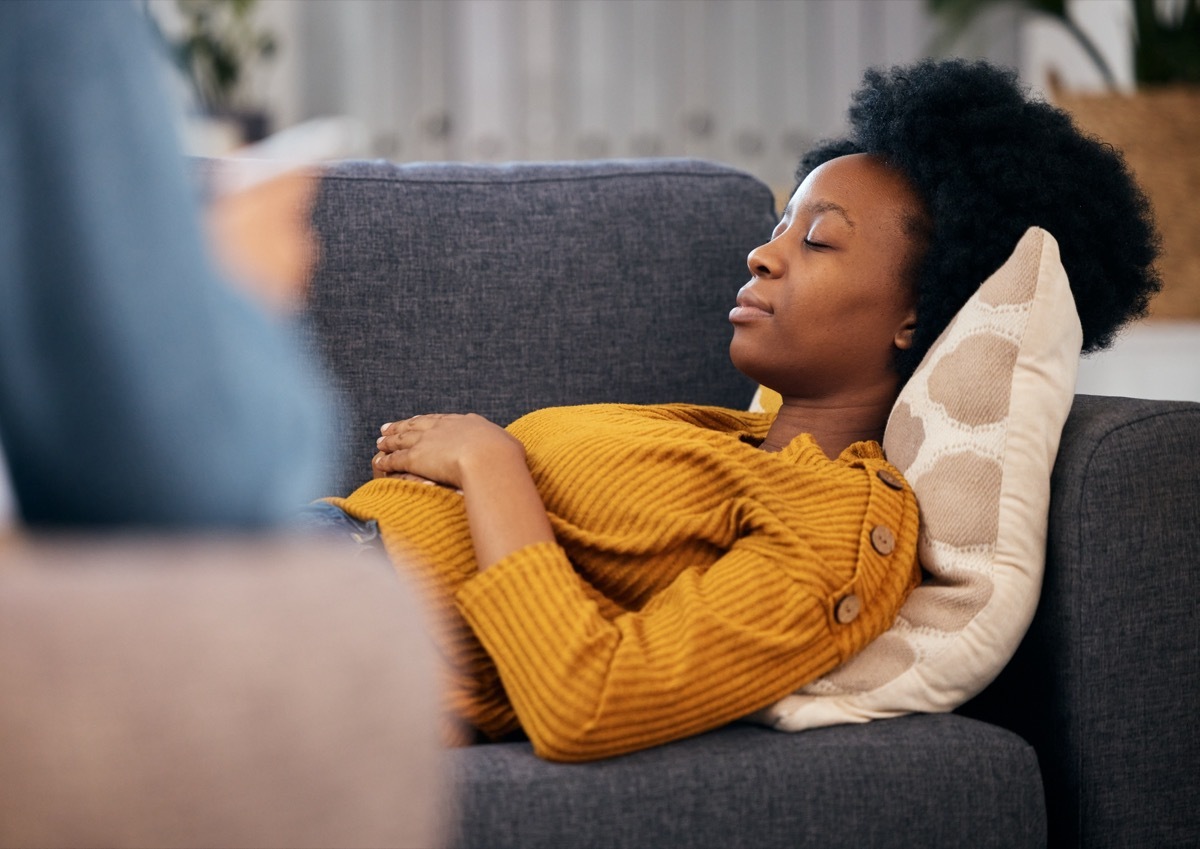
[163,0,1139,184]
[1076,323,1200,402]
[250,0,1018,193]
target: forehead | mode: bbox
[786,153,921,227]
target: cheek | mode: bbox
[807,286,905,359]
[850,257,915,321]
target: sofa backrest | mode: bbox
[304,159,776,492]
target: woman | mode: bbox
[313,59,1161,762]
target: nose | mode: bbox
[746,239,782,279]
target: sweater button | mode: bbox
[871,525,896,555]
[877,469,905,490]
[835,594,861,624]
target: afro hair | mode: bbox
[800,59,1162,379]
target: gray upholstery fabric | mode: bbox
[0,538,447,849]
[306,159,772,492]
[450,715,1045,849]
[962,394,1200,849]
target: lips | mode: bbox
[729,286,772,323]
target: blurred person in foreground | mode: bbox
[0,0,332,531]
[0,6,447,847]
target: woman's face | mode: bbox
[729,153,926,401]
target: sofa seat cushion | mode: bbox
[449,713,1045,849]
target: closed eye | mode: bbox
[803,238,830,249]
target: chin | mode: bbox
[727,338,760,382]
[729,345,784,394]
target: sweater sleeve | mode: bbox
[455,518,914,762]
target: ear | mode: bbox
[894,309,917,351]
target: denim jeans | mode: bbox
[292,501,388,560]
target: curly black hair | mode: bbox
[800,59,1162,379]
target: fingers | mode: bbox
[370,447,447,485]
[373,416,430,477]
[394,472,437,484]
[380,414,436,433]
[378,415,432,452]
[380,413,489,436]
[379,414,442,436]
[373,448,406,474]
[376,432,412,454]
[373,416,435,471]
[374,468,435,484]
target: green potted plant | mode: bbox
[929,0,1200,319]
[167,0,278,144]
[930,0,1200,86]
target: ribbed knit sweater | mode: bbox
[328,403,920,762]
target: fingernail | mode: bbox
[380,422,393,434]
[376,436,384,445]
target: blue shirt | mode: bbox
[0,0,333,528]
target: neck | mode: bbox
[761,392,897,458]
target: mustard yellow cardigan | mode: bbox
[328,403,920,762]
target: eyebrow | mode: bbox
[802,200,856,229]
[781,198,857,230]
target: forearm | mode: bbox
[460,447,556,571]
[457,545,838,762]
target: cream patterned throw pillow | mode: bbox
[750,227,1082,730]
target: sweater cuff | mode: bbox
[455,539,601,646]
[454,541,611,705]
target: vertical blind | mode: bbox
[291,0,946,192]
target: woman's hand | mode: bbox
[373,413,555,571]
[373,414,525,491]
[371,468,445,485]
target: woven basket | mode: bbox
[1051,85,1200,319]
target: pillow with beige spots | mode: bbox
[749,226,1082,731]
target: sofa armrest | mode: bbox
[963,394,1200,849]
[0,537,447,849]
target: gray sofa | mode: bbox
[303,158,1199,849]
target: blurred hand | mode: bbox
[205,167,320,313]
